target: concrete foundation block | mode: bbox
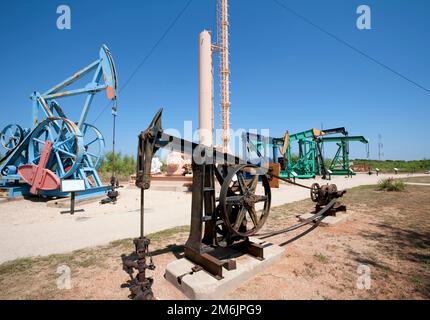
[164,240,285,300]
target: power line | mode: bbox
[272,0,430,95]
[92,0,194,124]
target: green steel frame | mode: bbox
[319,136,368,176]
[285,129,321,179]
[243,129,329,179]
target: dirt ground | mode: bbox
[402,175,430,184]
[0,173,420,264]
[0,178,429,300]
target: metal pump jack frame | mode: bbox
[319,136,369,176]
[285,129,326,179]
[127,109,347,293]
[134,109,274,280]
[0,45,118,200]
[243,127,348,180]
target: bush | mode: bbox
[99,152,136,177]
[160,160,167,173]
[377,178,405,192]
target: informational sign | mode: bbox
[61,179,85,192]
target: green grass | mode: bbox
[313,253,330,264]
[401,176,430,184]
[0,225,190,280]
[411,276,427,290]
[109,226,189,249]
[349,184,376,191]
[353,159,430,173]
[0,258,33,275]
[0,224,192,299]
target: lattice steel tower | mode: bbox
[217,0,230,152]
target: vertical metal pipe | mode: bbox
[112,108,117,177]
[32,93,39,128]
[199,30,214,147]
[140,187,144,238]
[70,192,75,215]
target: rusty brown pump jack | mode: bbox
[124,109,348,298]
[133,109,275,281]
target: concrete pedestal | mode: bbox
[164,240,285,300]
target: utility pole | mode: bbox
[378,134,383,160]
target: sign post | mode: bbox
[60,180,85,215]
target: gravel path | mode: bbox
[0,173,424,263]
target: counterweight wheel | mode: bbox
[28,117,84,179]
[219,164,271,237]
[1,124,23,151]
[79,123,105,169]
[310,183,320,202]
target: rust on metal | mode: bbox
[130,109,349,292]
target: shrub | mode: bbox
[377,178,405,192]
[160,160,167,173]
[99,152,136,177]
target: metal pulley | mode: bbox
[219,164,271,237]
[0,124,23,151]
[310,183,345,206]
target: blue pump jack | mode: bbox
[0,45,118,200]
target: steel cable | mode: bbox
[256,198,336,239]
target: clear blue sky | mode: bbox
[0,0,429,160]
